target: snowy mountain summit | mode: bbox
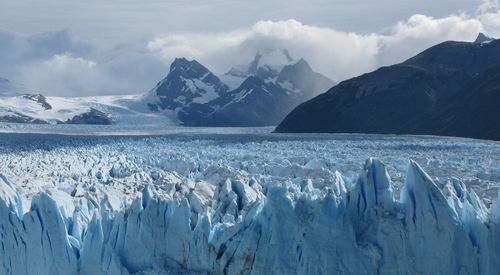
[149,58,229,111]
[148,50,335,126]
[225,48,294,80]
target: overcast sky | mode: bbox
[0,0,499,96]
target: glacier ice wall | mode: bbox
[1,158,499,274]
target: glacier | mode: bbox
[0,131,499,274]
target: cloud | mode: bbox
[0,2,499,96]
[477,0,500,38]
[148,13,490,82]
[0,29,88,67]
[44,53,96,70]
[18,51,169,97]
[0,29,168,96]
[376,14,482,66]
[477,0,499,13]
[147,20,379,81]
[20,53,102,96]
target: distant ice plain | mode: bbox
[0,124,498,202]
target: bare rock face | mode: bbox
[474,32,494,44]
[22,94,52,110]
[0,111,47,124]
[63,108,113,125]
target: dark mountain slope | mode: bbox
[192,59,335,127]
[276,36,500,140]
[424,63,500,140]
[147,54,335,127]
[194,76,293,126]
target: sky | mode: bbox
[0,0,499,96]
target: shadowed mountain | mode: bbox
[423,63,500,140]
[276,33,500,140]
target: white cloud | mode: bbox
[43,53,96,70]
[477,0,499,14]
[18,51,169,97]
[20,53,106,96]
[1,1,499,96]
[147,13,489,82]
[0,30,168,96]
[377,14,482,66]
[479,12,500,37]
[147,20,380,81]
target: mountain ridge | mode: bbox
[148,51,335,126]
[275,34,500,140]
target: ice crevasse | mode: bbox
[0,158,499,274]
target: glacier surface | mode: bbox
[0,130,499,274]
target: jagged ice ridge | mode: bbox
[1,157,499,274]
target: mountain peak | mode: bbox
[292,58,312,70]
[226,48,294,78]
[277,58,314,80]
[171,57,189,67]
[276,57,334,98]
[170,58,207,74]
[149,58,228,111]
[474,32,494,44]
[250,48,293,73]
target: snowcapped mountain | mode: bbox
[0,94,175,125]
[148,50,335,126]
[276,58,335,100]
[0,50,334,127]
[148,58,229,110]
[197,76,293,126]
[198,59,334,126]
[221,49,294,88]
[0,74,179,126]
